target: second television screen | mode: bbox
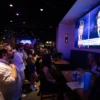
[75,5,100,49]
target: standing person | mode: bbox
[19,46,28,66]
[0,49,22,100]
[19,47,28,79]
[13,45,26,98]
[27,52,38,91]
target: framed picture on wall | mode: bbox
[65,33,68,43]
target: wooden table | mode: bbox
[53,59,70,71]
[62,70,86,82]
[53,59,70,65]
[61,70,96,100]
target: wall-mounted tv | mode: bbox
[20,40,32,44]
[16,38,36,45]
[75,5,100,49]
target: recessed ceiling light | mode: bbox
[10,20,13,23]
[23,22,26,24]
[9,4,13,7]
[40,8,43,11]
[16,13,19,16]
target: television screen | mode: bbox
[20,40,32,44]
[75,5,100,49]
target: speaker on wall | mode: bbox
[65,33,68,43]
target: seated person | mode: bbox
[87,53,96,70]
[40,54,56,88]
[88,75,100,100]
[91,56,100,76]
[40,54,67,100]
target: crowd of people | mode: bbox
[0,42,100,100]
[0,43,57,100]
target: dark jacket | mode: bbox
[88,76,100,100]
[89,28,100,39]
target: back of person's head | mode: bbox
[43,49,48,54]
[42,54,51,68]
[15,44,20,51]
[27,49,32,55]
[0,49,8,58]
[58,53,62,59]
[88,53,94,61]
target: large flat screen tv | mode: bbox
[20,40,32,44]
[75,5,100,49]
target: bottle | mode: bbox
[73,71,77,81]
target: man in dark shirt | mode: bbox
[89,11,100,38]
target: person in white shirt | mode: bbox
[78,21,84,40]
[0,49,22,100]
[76,20,85,48]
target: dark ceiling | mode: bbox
[2,0,76,41]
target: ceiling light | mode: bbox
[16,13,19,16]
[23,22,25,24]
[3,37,5,40]
[10,20,13,23]
[40,8,43,11]
[9,4,13,7]
[46,41,49,43]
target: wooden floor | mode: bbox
[22,90,40,100]
[22,81,40,100]
[22,81,57,100]
[22,91,57,100]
